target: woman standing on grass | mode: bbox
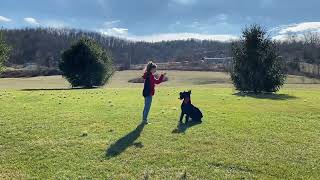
[142,61,166,124]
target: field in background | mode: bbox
[1,71,320,179]
[0,70,320,90]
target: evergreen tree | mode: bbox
[231,25,287,93]
[0,32,11,72]
[59,38,114,88]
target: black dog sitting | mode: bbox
[179,90,203,123]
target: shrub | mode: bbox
[59,38,114,88]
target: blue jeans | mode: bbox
[143,96,153,121]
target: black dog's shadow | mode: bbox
[172,121,202,134]
[106,122,145,158]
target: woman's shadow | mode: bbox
[172,121,202,134]
[106,122,145,158]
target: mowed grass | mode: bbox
[0,70,320,89]
[0,71,320,179]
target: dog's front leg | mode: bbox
[179,112,184,123]
[185,115,190,123]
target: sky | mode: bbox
[1,0,320,42]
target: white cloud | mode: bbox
[270,22,320,41]
[0,16,11,22]
[103,20,121,27]
[98,25,238,42]
[216,14,228,21]
[24,17,39,25]
[272,33,306,42]
[245,16,253,22]
[98,20,238,42]
[272,34,288,41]
[171,0,197,5]
[269,22,320,41]
[128,33,238,42]
[189,21,200,28]
[43,20,67,28]
[97,0,108,10]
[97,0,106,6]
[99,27,128,37]
[277,22,320,34]
[260,0,274,7]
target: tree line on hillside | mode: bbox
[0,25,306,93]
[0,27,319,77]
[0,28,230,68]
[59,24,287,93]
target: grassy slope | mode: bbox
[0,71,320,179]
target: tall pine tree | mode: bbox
[231,25,287,93]
[0,32,11,72]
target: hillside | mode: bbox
[1,28,231,68]
[1,28,320,78]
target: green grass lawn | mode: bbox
[0,70,319,89]
[0,71,320,179]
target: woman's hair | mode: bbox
[144,61,157,73]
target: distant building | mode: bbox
[201,57,233,64]
[24,63,38,70]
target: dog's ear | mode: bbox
[179,92,183,99]
[188,90,192,94]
